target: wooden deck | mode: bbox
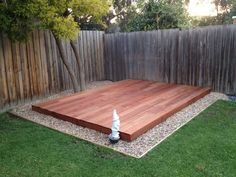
[32,80,211,141]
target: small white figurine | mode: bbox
[108,109,120,143]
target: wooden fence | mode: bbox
[104,25,236,94]
[0,30,105,110]
[1,25,236,111]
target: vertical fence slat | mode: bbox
[3,34,17,104]
[0,34,9,107]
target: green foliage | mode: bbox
[213,0,233,13]
[75,0,109,30]
[123,0,191,32]
[1,100,236,176]
[224,0,236,22]
[103,0,136,32]
[75,0,108,21]
[0,0,109,41]
[191,15,228,27]
[51,16,79,40]
[0,1,38,41]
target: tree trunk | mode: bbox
[53,33,80,92]
[70,40,86,91]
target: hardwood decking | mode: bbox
[32,80,211,141]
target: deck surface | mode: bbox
[32,80,211,141]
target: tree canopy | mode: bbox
[122,0,191,32]
[0,0,109,41]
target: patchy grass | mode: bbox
[0,100,236,177]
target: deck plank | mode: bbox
[32,80,211,141]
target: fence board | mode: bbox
[19,42,31,99]
[2,35,17,104]
[0,34,8,106]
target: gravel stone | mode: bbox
[10,81,229,158]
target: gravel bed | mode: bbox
[10,81,229,158]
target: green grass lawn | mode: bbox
[0,100,236,177]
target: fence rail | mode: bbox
[0,30,105,110]
[104,25,236,94]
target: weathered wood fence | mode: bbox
[1,25,236,111]
[104,25,236,94]
[0,30,105,109]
